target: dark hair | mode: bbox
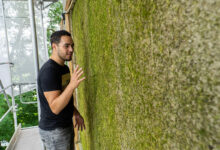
[50,30,71,46]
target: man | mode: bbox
[37,30,85,150]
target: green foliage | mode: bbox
[0,90,38,149]
[16,90,38,127]
[47,0,63,56]
[72,0,220,150]
[0,146,5,150]
[0,95,14,143]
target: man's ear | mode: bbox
[52,43,57,51]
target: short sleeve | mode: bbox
[39,67,61,92]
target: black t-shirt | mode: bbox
[37,59,74,130]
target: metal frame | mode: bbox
[1,1,57,149]
[0,83,17,129]
[0,80,11,107]
[0,0,53,128]
[18,83,37,104]
[39,0,49,59]
[0,62,14,65]
[0,106,13,122]
[28,0,41,122]
[0,0,18,130]
[0,82,38,125]
[0,84,13,93]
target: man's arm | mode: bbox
[73,105,86,131]
[44,65,85,115]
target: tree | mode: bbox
[47,1,63,56]
[0,95,14,149]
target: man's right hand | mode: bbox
[70,65,86,89]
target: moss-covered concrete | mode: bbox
[71,0,220,149]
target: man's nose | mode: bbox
[69,46,73,52]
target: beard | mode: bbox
[65,57,72,61]
[59,54,72,61]
[58,49,72,61]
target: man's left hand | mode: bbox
[74,113,86,131]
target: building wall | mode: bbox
[71,0,220,149]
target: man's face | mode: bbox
[54,35,74,61]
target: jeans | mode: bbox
[39,126,74,150]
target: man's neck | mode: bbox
[50,55,65,66]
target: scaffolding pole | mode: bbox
[0,0,18,130]
[39,0,49,59]
[28,0,41,121]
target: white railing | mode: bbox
[0,80,37,130]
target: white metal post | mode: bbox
[11,85,18,129]
[40,0,49,59]
[0,0,10,63]
[28,0,41,121]
[0,0,18,130]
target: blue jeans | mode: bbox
[39,126,74,150]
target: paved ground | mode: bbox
[14,126,44,150]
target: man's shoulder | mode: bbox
[39,60,58,77]
[41,59,55,68]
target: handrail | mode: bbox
[13,82,35,86]
[0,62,14,66]
[0,106,13,122]
[0,84,13,93]
[18,84,37,104]
[0,82,37,124]
[0,80,11,108]
[0,82,35,93]
[6,123,21,150]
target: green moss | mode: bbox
[72,0,220,149]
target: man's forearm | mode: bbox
[50,84,75,114]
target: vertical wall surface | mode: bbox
[71,0,220,149]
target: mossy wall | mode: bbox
[71,0,220,149]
